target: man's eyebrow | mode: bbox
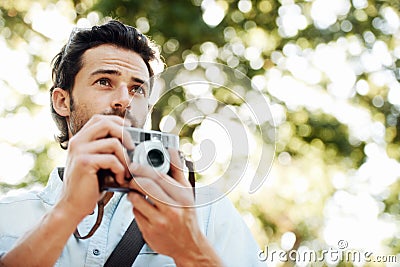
[91,69,121,76]
[132,77,146,85]
[90,69,146,85]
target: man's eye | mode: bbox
[131,86,146,95]
[96,78,111,87]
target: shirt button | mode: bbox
[93,249,101,256]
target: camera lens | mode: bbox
[147,149,165,167]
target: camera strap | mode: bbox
[58,167,113,240]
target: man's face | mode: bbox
[67,44,151,135]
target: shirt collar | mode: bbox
[37,167,64,205]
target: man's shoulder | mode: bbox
[0,187,49,237]
[0,188,42,205]
[192,186,266,266]
[0,189,41,255]
[194,185,244,229]
[194,185,237,211]
[0,168,59,206]
[0,187,47,217]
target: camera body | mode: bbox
[98,127,179,192]
[127,127,179,173]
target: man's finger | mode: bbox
[76,115,135,150]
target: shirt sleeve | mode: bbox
[0,234,19,258]
[206,196,267,267]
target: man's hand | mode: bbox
[60,114,134,221]
[125,149,225,267]
[0,115,134,267]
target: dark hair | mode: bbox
[50,20,159,149]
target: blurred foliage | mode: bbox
[1,0,400,265]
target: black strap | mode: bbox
[186,160,196,197]
[104,219,144,267]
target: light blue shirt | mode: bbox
[0,168,266,266]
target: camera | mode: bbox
[98,127,179,193]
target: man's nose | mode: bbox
[111,85,131,110]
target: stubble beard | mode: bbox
[68,97,146,136]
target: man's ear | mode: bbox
[52,88,71,117]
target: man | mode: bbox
[0,20,264,266]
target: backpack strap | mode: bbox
[103,218,144,267]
